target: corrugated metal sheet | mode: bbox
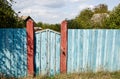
[0,29,27,77]
[35,29,60,75]
[67,29,120,73]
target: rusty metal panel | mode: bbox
[67,29,120,73]
[35,29,60,76]
[0,28,27,77]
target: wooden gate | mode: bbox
[35,29,60,75]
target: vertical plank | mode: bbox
[93,30,98,72]
[76,30,80,72]
[55,34,60,74]
[48,30,51,75]
[12,29,18,77]
[96,30,103,71]
[39,32,42,74]
[79,30,83,72]
[71,30,74,72]
[71,30,75,72]
[46,30,49,75]
[0,29,3,73]
[83,30,89,71]
[88,30,92,71]
[103,30,108,71]
[35,32,41,75]
[73,30,78,72]
[110,30,116,71]
[100,30,106,71]
[41,31,47,75]
[5,29,12,76]
[22,29,27,76]
[117,30,120,70]
[67,30,72,73]
[50,32,56,75]
[107,30,114,71]
[17,29,24,77]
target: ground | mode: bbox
[1,71,120,79]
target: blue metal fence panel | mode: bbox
[35,29,60,76]
[67,29,120,73]
[0,28,27,77]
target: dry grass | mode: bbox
[1,71,120,79]
[34,71,120,79]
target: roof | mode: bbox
[34,27,42,31]
[20,16,35,22]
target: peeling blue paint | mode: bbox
[0,28,27,77]
[35,29,60,76]
[67,29,120,73]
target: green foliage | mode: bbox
[37,8,94,30]
[67,4,120,29]
[94,4,108,13]
[75,8,94,29]
[37,22,60,32]
[67,8,94,29]
[37,3,120,30]
[67,19,82,29]
[0,0,25,28]
[104,4,120,29]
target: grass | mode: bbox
[1,71,120,79]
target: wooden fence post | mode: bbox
[26,17,34,76]
[60,20,68,73]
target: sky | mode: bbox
[12,0,120,24]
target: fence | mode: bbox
[67,29,120,73]
[0,29,27,77]
[0,19,120,78]
[0,16,35,78]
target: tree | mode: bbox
[67,19,82,29]
[36,4,120,29]
[104,4,120,29]
[94,4,108,13]
[37,22,43,27]
[0,0,24,28]
[75,8,94,28]
[37,22,60,32]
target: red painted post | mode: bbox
[26,18,34,76]
[60,20,68,73]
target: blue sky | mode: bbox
[12,0,120,24]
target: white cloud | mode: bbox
[70,13,78,17]
[70,0,79,2]
[69,0,88,3]
[12,0,95,24]
[78,4,94,10]
[12,0,68,23]
[22,9,32,14]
